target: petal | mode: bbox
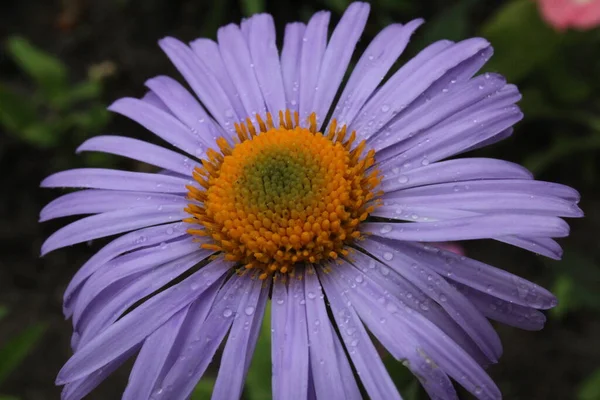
[41,168,192,193]
[217,23,267,120]
[39,190,187,222]
[312,2,370,128]
[280,23,305,112]
[361,214,570,242]
[108,97,206,156]
[41,205,189,255]
[379,158,533,194]
[393,241,558,310]
[304,267,357,399]
[77,135,200,176]
[298,11,330,124]
[318,268,402,400]
[359,238,502,361]
[247,14,287,115]
[76,250,211,348]
[212,278,270,400]
[154,273,256,400]
[122,307,189,400]
[159,37,240,136]
[56,259,231,384]
[62,222,188,317]
[272,277,310,400]
[330,20,423,127]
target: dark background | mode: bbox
[1,0,599,399]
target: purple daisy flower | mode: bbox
[40,2,582,399]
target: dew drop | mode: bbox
[383,252,394,261]
[355,275,364,283]
[397,175,409,184]
[276,298,285,305]
[379,224,392,234]
[381,104,390,112]
[245,306,255,316]
[308,292,316,300]
[223,308,233,317]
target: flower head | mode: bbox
[41,2,582,399]
[538,0,600,30]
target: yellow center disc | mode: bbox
[185,110,381,279]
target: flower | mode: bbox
[537,0,600,30]
[40,2,582,399]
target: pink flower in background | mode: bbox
[434,242,466,256]
[538,0,600,30]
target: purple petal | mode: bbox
[154,273,256,400]
[76,249,211,348]
[122,308,188,400]
[280,23,305,112]
[392,241,558,310]
[217,23,267,120]
[330,20,423,127]
[62,222,189,317]
[56,259,231,384]
[108,97,206,156]
[312,2,369,128]
[159,37,239,136]
[247,14,287,115]
[318,268,402,400]
[362,214,569,242]
[77,135,200,176]
[379,158,533,193]
[41,168,193,193]
[304,267,358,399]
[359,238,502,361]
[497,236,563,260]
[455,283,547,331]
[39,190,187,222]
[298,11,330,124]
[41,205,189,255]
[272,277,310,400]
[142,91,169,112]
[212,278,270,400]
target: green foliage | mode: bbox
[0,306,46,400]
[481,0,563,82]
[191,377,216,399]
[579,369,600,400]
[240,0,265,16]
[245,303,272,400]
[0,36,111,149]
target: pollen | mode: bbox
[184,110,382,279]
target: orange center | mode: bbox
[185,110,381,279]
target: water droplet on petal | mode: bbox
[245,306,255,316]
[383,252,393,261]
[223,308,233,317]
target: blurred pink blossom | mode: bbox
[433,242,465,256]
[538,0,600,30]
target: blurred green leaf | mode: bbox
[550,275,576,319]
[414,0,475,47]
[0,323,46,385]
[481,0,562,82]
[191,377,216,399]
[0,84,38,133]
[20,123,60,148]
[323,0,349,14]
[523,132,600,174]
[0,395,19,400]
[540,53,592,104]
[385,355,421,399]
[6,36,68,100]
[240,0,264,16]
[245,303,272,400]
[579,368,600,400]
[0,306,8,322]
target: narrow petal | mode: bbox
[212,278,270,400]
[159,37,240,136]
[304,267,355,399]
[76,250,211,348]
[298,11,330,124]
[41,205,189,255]
[280,23,305,111]
[247,14,287,115]
[62,222,189,317]
[362,214,569,242]
[331,20,423,127]
[122,308,189,400]
[154,273,255,400]
[39,190,187,222]
[142,91,169,112]
[56,259,231,384]
[218,24,267,120]
[108,97,206,156]
[359,238,502,361]
[312,2,370,127]
[272,277,310,400]
[41,168,192,193]
[77,135,200,176]
[318,268,402,400]
[393,241,558,310]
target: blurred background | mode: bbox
[0,0,599,399]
